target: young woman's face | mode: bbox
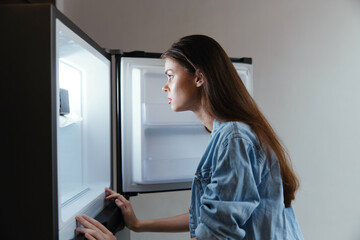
[162,58,202,112]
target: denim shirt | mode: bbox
[189,120,304,240]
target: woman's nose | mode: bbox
[162,84,169,92]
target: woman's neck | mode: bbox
[192,107,214,132]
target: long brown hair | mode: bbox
[162,35,299,207]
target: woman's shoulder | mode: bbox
[212,120,259,147]
[211,120,267,167]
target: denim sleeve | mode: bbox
[195,136,261,240]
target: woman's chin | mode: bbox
[171,105,179,112]
[171,104,183,112]
[171,106,188,113]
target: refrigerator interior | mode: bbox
[56,19,111,239]
[233,62,253,95]
[120,57,253,194]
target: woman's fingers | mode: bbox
[76,215,94,229]
[105,187,115,194]
[104,190,130,208]
[114,199,125,209]
[76,227,99,239]
[82,215,110,234]
[117,194,129,205]
[84,233,96,240]
[105,193,120,200]
[76,216,104,239]
[76,215,116,240]
[102,187,139,231]
[81,230,102,240]
[114,195,132,211]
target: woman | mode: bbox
[76,35,304,240]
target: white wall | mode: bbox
[58,0,360,239]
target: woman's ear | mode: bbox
[195,71,204,87]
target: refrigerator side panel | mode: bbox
[1,5,123,240]
[0,5,57,240]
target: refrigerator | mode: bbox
[0,4,253,240]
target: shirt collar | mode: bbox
[211,119,221,137]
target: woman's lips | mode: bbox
[168,98,172,104]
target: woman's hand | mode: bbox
[105,187,140,231]
[75,215,116,240]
